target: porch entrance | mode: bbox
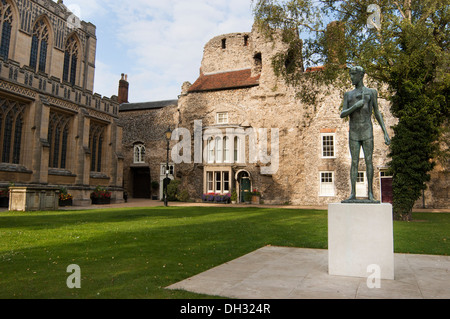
[132,167,150,198]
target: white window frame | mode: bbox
[223,136,230,163]
[160,163,174,176]
[207,171,214,193]
[321,133,336,158]
[216,112,229,125]
[223,171,230,193]
[215,137,223,163]
[234,136,241,163]
[205,170,231,194]
[134,144,146,164]
[319,171,335,196]
[207,137,215,163]
[215,171,222,193]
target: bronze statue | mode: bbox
[340,66,390,203]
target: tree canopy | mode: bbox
[253,0,449,220]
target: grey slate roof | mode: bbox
[119,99,178,112]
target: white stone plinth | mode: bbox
[328,203,394,280]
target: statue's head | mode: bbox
[349,66,365,85]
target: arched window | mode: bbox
[0,97,25,164]
[30,18,49,73]
[63,35,79,86]
[234,136,240,163]
[207,137,214,163]
[134,144,146,164]
[89,123,105,172]
[215,137,222,163]
[48,111,71,169]
[223,136,230,163]
[0,0,13,60]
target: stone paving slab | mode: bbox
[166,246,450,299]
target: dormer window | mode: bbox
[216,112,228,125]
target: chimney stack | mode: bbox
[118,73,129,104]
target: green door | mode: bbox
[240,177,251,203]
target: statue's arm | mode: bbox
[340,92,364,118]
[372,89,391,145]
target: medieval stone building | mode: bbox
[0,0,123,206]
[119,25,448,208]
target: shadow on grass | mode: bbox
[0,206,327,298]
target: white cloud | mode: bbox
[65,0,254,102]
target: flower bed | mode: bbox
[201,193,231,204]
[59,188,73,207]
[91,186,111,205]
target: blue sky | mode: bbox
[63,0,255,103]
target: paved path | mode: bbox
[167,246,450,299]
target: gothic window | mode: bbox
[63,35,79,86]
[0,0,13,60]
[133,144,146,164]
[0,98,26,164]
[48,111,71,169]
[30,18,49,73]
[89,122,105,172]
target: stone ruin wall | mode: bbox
[123,24,447,208]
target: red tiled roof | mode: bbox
[188,69,260,93]
[305,66,325,72]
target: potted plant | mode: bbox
[151,181,159,200]
[91,186,111,205]
[59,187,73,207]
[230,190,237,204]
[251,189,261,205]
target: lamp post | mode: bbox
[164,127,172,207]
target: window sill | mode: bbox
[90,172,110,179]
[0,163,32,174]
[48,168,76,177]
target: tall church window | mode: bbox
[63,35,79,86]
[134,144,146,164]
[89,123,105,172]
[48,111,71,169]
[30,18,49,73]
[0,0,13,60]
[0,98,26,164]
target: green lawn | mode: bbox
[0,206,448,299]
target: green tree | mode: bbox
[253,0,449,220]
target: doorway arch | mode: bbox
[235,170,252,203]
